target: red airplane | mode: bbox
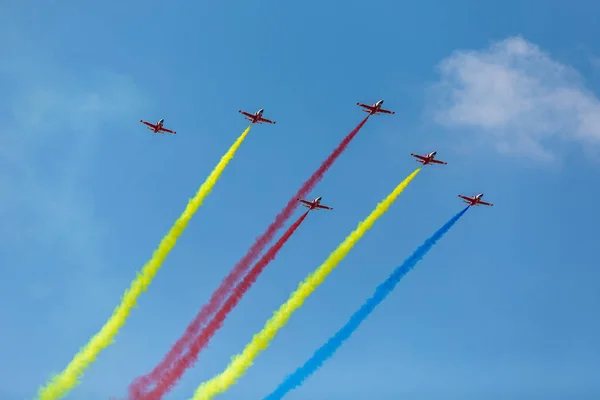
[411,151,447,165]
[459,193,494,207]
[357,99,395,115]
[238,108,276,124]
[140,118,176,134]
[297,196,333,211]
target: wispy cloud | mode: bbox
[589,56,600,70]
[0,29,145,322]
[429,36,600,161]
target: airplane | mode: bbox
[238,108,276,124]
[458,193,494,207]
[356,99,395,115]
[410,151,447,165]
[297,196,333,211]
[140,118,176,134]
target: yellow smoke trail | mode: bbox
[36,126,252,400]
[190,167,422,400]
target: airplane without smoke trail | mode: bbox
[297,196,333,211]
[356,99,395,115]
[140,118,177,134]
[238,108,276,124]
[459,193,494,207]
[411,151,447,165]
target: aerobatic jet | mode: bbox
[458,193,494,207]
[356,99,395,115]
[297,196,333,211]
[140,118,176,134]
[411,151,447,165]
[238,108,276,124]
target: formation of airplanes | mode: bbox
[140,99,493,209]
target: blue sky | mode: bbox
[1,1,599,399]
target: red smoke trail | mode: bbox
[145,211,310,399]
[127,116,369,398]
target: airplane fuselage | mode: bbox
[470,194,484,205]
[369,100,384,114]
[419,153,436,164]
[362,100,384,114]
[306,197,322,209]
[154,119,164,132]
[251,109,264,123]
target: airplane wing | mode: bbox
[430,159,447,164]
[140,120,157,129]
[377,108,395,114]
[315,204,333,210]
[357,103,375,111]
[159,127,176,134]
[238,110,254,118]
[478,201,494,206]
[298,199,312,206]
[258,117,276,124]
[458,195,472,201]
[411,153,428,161]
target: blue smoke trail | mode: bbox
[264,207,470,400]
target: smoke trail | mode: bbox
[128,117,370,397]
[189,168,422,400]
[144,212,310,399]
[264,207,469,399]
[36,126,253,400]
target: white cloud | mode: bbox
[430,36,600,161]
